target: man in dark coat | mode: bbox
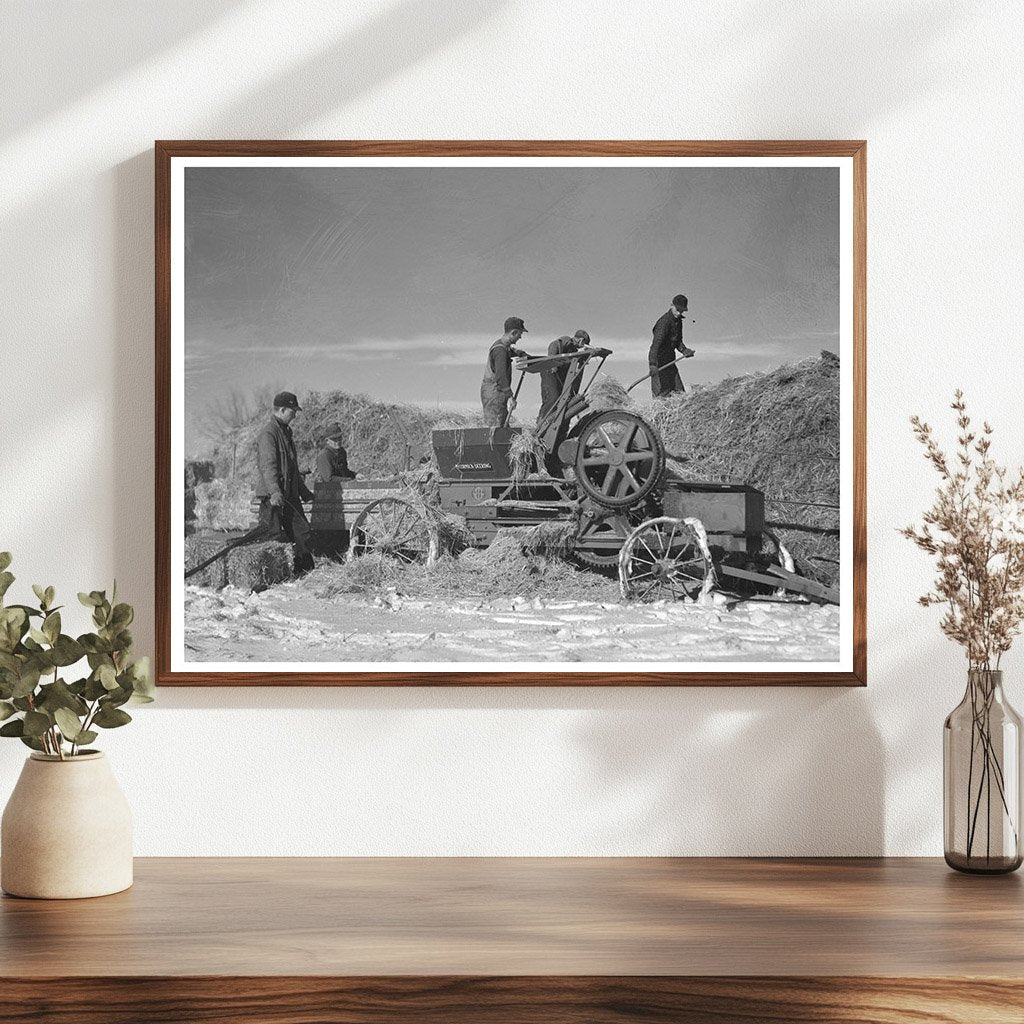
[313,423,357,484]
[480,316,527,426]
[254,391,315,574]
[649,294,695,397]
[537,329,589,423]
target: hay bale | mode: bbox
[307,554,404,598]
[508,429,545,481]
[184,534,231,589]
[587,375,631,411]
[226,541,293,592]
[425,506,474,556]
[640,352,840,585]
[194,478,256,531]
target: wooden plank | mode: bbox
[0,976,1019,1024]
[720,564,840,605]
[2,856,1021,1021]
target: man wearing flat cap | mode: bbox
[314,423,358,485]
[537,329,589,423]
[649,294,695,397]
[480,316,528,426]
[254,391,315,574]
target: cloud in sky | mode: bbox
[183,165,840,454]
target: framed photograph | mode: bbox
[156,141,865,686]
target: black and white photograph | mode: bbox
[159,144,864,684]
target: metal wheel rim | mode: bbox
[349,498,438,566]
[619,516,708,602]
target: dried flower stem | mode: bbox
[904,392,1024,864]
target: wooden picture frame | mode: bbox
[156,140,866,686]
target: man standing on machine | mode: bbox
[649,294,695,397]
[480,316,528,426]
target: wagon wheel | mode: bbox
[619,516,710,602]
[574,411,665,509]
[348,497,439,567]
[573,512,633,570]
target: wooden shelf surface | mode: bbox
[2,857,1023,1022]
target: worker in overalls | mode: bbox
[537,330,589,424]
[480,316,528,426]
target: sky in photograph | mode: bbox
[184,165,839,455]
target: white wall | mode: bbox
[1,0,1022,855]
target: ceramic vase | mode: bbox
[1,751,133,898]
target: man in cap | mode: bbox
[480,316,528,426]
[254,391,315,574]
[649,294,695,397]
[537,329,590,423]
[313,423,358,485]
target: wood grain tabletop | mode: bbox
[1,856,1021,977]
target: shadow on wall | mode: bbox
[22,0,975,855]
[205,0,504,136]
[0,1,244,138]
[570,686,884,855]
[723,2,974,134]
[144,681,885,856]
[112,0,506,659]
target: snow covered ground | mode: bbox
[183,583,841,666]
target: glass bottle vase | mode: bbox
[944,669,1023,873]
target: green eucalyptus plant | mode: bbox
[0,552,153,760]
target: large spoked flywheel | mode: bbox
[573,410,665,509]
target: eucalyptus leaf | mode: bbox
[77,592,100,608]
[104,685,132,709]
[98,664,118,691]
[37,679,88,717]
[93,706,132,729]
[22,711,50,738]
[77,633,111,655]
[0,572,14,602]
[50,634,85,667]
[0,719,24,737]
[75,730,98,746]
[0,607,26,651]
[0,701,16,721]
[83,675,108,701]
[110,604,133,629]
[28,627,49,646]
[42,611,60,644]
[44,586,55,608]
[0,553,11,573]
[54,707,85,741]
[11,666,41,699]
[19,735,45,752]
[32,584,46,607]
[130,657,154,698]
[8,604,43,619]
